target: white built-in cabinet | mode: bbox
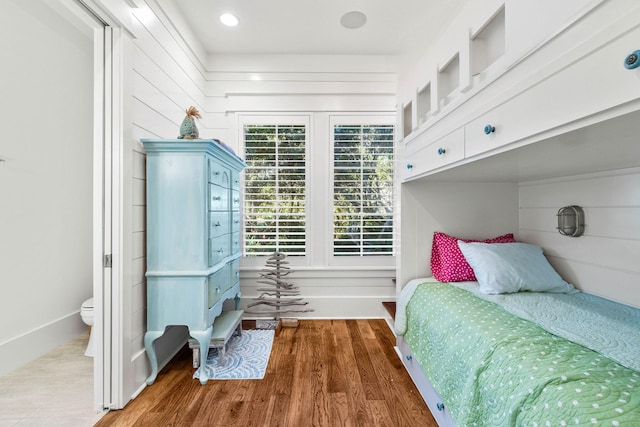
[399,0,640,183]
[396,3,640,424]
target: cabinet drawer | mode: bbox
[231,170,241,190]
[209,184,229,211]
[403,128,465,181]
[231,232,240,255]
[230,258,240,286]
[465,24,640,159]
[231,189,240,211]
[209,159,230,187]
[207,268,227,307]
[219,263,233,293]
[208,236,228,266]
[231,211,240,232]
[209,211,230,237]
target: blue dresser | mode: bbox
[141,139,245,385]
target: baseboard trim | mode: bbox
[0,311,86,376]
[237,295,394,319]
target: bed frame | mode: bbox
[396,337,455,427]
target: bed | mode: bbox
[395,234,640,426]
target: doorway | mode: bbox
[0,0,117,415]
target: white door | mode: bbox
[57,0,122,411]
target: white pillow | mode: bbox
[457,241,577,295]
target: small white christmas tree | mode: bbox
[246,251,313,321]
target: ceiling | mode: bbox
[161,0,470,56]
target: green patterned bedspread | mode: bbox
[404,282,640,426]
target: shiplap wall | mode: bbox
[519,168,640,308]
[119,0,399,401]
[205,54,399,320]
[397,180,520,287]
[124,2,210,399]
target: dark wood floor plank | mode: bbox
[95,320,437,427]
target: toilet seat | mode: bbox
[81,297,94,310]
[81,297,95,357]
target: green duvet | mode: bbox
[404,282,640,426]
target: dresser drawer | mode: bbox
[230,258,240,286]
[209,159,230,187]
[231,170,241,190]
[208,236,228,266]
[207,268,227,307]
[209,184,229,211]
[219,263,233,294]
[231,211,240,232]
[209,211,230,237]
[403,128,465,181]
[231,232,240,255]
[231,189,240,211]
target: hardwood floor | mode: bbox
[96,319,436,427]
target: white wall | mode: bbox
[397,180,519,286]
[519,168,640,308]
[0,0,93,375]
[123,1,211,398]
[113,0,402,401]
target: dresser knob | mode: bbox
[406,354,412,361]
[437,402,445,411]
[218,248,224,253]
[212,196,221,201]
[214,221,221,227]
[624,50,640,69]
[406,164,413,169]
[437,147,446,155]
[484,124,495,135]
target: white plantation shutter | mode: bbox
[333,123,394,256]
[243,124,307,256]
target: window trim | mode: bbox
[238,114,312,268]
[328,114,396,268]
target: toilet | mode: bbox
[80,298,95,357]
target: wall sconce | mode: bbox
[556,205,585,237]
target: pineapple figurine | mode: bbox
[178,106,201,139]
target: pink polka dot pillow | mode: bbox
[430,232,516,282]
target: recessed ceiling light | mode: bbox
[340,11,367,29]
[220,13,239,27]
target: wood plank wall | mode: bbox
[123,0,399,403]
[519,168,640,307]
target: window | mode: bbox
[243,122,307,256]
[333,123,394,256]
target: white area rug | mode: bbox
[193,329,275,380]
